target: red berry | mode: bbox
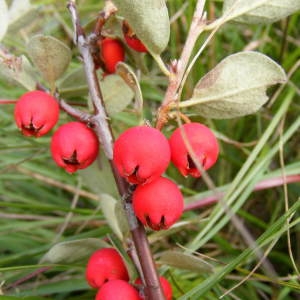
[169,123,219,177]
[122,21,147,53]
[99,38,125,74]
[86,248,129,289]
[132,177,183,230]
[14,90,59,137]
[95,280,141,300]
[135,276,172,300]
[50,122,99,173]
[113,126,171,185]
[124,35,147,53]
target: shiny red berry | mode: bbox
[169,123,219,177]
[132,177,183,230]
[122,21,147,53]
[99,38,125,74]
[50,122,99,173]
[113,126,171,185]
[14,90,59,137]
[135,276,172,300]
[86,248,129,289]
[124,35,147,53]
[95,280,141,300]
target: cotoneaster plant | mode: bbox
[50,121,99,173]
[1,0,296,299]
[14,90,59,137]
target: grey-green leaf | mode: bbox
[0,0,8,41]
[40,238,109,264]
[223,0,300,24]
[115,201,130,239]
[159,250,214,273]
[116,62,143,113]
[79,155,119,199]
[180,51,287,119]
[113,0,170,54]
[27,35,71,84]
[101,74,134,116]
[58,67,104,97]
[7,0,38,33]
[0,55,36,90]
[100,194,123,240]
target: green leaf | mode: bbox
[27,35,72,85]
[58,67,104,97]
[116,62,143,114]
[223,0,300,24]
[180,51,287,119]
[113,0,170,54]
[0,0,8,41]
[57,66,89,97]
[114,201,130,239]
[7,0,38,34]
[100,194,123,240]
[101,74,134,116]
[0,55,36,90]
[79,155,119,198]
[40,238,109,264]
[159,250,214,273]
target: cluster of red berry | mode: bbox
[85,247,172,300]
[113,124,219,231]
[97,21,147,74]
[14,90,99,173]
[14,90,219,231]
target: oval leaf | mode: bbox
[40,238,109,264]
[159,250,214,273]
[100,193,123,240]
[113,0,170,54]
[101,74,134,116]
[0,0,8,41]
[223,0,300,24]
[180,51,287,119]
[27,35,71,84]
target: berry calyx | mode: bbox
[99,37,125,74]
[86,248,129,289]
[123,21,147,53]
[113,126,171,185]
[169,122,219,177]
[50,122,99,173]
[132,176,184,230]
[135,276,172,300]
[95,280,141,300]
[14,90,59,137]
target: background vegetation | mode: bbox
[0,0,299,299]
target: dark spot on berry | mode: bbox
[63,150,80,165]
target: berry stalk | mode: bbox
[66,2,165,299]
